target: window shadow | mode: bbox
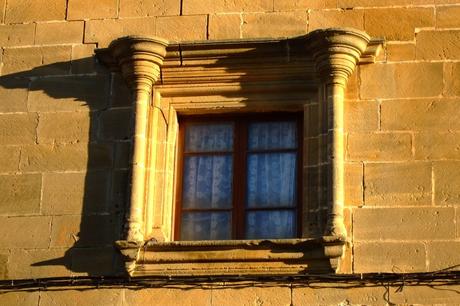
[0,56,133,276]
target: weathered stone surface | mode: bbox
[414,132,460,160]
[444,62,460,97]
[0,0,5,23]
[2,46,71,75]
[0,146,20,173]
[274,0,336,10]
[345,162,363,206]
[5,0,66,23]
[19,143,113,172]
[0,292,39,306]
[0,113,37,145]
[338,0,433,7]
[71,44,97,74]
[381,98,460,131]
[0,78,29,113]
[242,12,307,38]
[436,5,460,28]
[42,171,110,215]
[119,0,180,17]
[85,18,156,48]
[344,100,378,132]
[434,161,460,206]
[386,43,415,61]
[347,132,412,161]
[0,23,35,47]
[354,242,426,273]
[364,162,431,206]
[28,75,109,111]
[360,63,443,99]
[427,241,460,271]
[212,286,291,306]
[183,0,272,14]
[0,251,8,279]
[0,216,51,248]
[156,15,207,41]
[99,108,132,141]
[110,74,132,108]
[123,287,211,306]
[35,21,84,45]
[364,8,434,40]
[0,174,41,215]
[353,207,455,240]
[309,9,364,31]
[39,289,122,306]
[8,248,71,279]
[71,247,119,276]
[67,0,117,20]
[416,30,460,60]
[38,112,91,144]
[209,14,241,40]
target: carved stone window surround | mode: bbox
[96,28,383,276]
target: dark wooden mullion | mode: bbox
[233,118,248,240]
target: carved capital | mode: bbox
[307,28,371,86]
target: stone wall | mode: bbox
[1,0,460,305]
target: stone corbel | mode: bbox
[306,28,374,238]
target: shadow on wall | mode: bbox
[0,56,134,276]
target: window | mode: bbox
[175,114,302,241]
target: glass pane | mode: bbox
[182,155,233,209]
[246,153,297,208]
[245,210,296,239]
[248,121,297,150]
[185,123,233,152]
[181,212,231,240]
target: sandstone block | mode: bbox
[274,0,336,10]
[5,0,66,23]
[364,162,431,206]
[345,162,363,206]
[242,12,307,39]
[364,8,434,41]
[123,287,211,306]
[110,74,132,108]
[0,78,29,112]
[183,0,272,14]
[2,46,71,75]
[19,143,113,172]
[353,207,455,240]
[416,30,460,60]
[427,241,460,271]
[71,44,97,74]
[0,174,41,215]
[119,0,180,17]
[354,242,426,273]
[0,113,37,145]
[0,23,35,47]
[38,112,92,144]
[209,14,241,40]
[42,171,110,215]
[360,62,443,99]
[114,142,131,169]
[414,132,460,160]
[309,9,364,32]
[344,70,359,100]
[85,18,156,48]
[71,247,119,276]
[434,161,460,205]
[0,252,7,279]
[212,286,291,306]
[0,146,20,173]
[156,15,207,41]
[338,0,433,7]
[344,100,379,132]
[0,216,51,248]
[444,62,460,97]
[39,289,122,305]
[8,248,71,279]
[0,0,5,23]
[99,108,132,141]
[0,292,39,306]
[381,98,460,131]
[35,21,84,45]
[347,132,412,161]
[436,6,460,28]
[67,0,118,20]
[28,75,109,111]
[386,43,415,61]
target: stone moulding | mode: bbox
[96,28,383,276]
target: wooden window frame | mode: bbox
[174,112,304,241]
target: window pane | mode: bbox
[185,123,233,152]
[248,121,297,150]
[181,212,231,240]
[246,153,297,208]
[245,210,296,239]
[182,155,233,209]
